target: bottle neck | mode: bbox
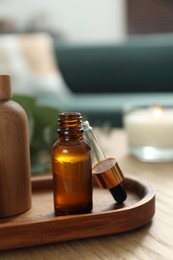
[58,112,83,140]
[0,74,12,100]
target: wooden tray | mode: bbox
[0,176,155,250]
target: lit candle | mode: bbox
[123,105,173,161]
[124,106,173,148]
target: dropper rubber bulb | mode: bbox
[110,183,127,204]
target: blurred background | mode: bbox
[0,0,125,43]
[0,0,173,43]
[1,0,173,174]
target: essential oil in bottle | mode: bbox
[52,112,93,215]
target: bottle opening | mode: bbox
[58,112,83,134]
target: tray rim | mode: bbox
[0,176,156,250]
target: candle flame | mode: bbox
[152,105,163,118]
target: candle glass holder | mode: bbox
[123,103,173,162]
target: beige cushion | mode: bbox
[0,33,71,98]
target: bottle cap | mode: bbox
[92,158,124,189]
[93,157,127,204]
[0,74,12,100]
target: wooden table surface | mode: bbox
[0,129,173,260]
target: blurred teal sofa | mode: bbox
[38,34,173,127]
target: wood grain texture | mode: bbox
[0,176,155,250]
[0,99,31,217]
[0,129,173,259]
[0,75,12,100]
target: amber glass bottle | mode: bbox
[52,112,93,215]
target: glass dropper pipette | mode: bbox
[82,121,127,204]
